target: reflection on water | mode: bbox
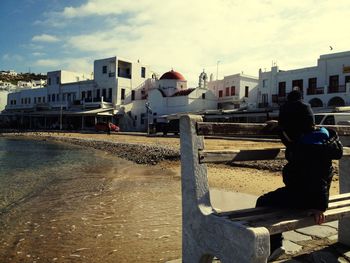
[210,188,257,212]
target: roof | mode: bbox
[160,70,186,81]
[171,88,195,97]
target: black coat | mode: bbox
[282,128,343,211]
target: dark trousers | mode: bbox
[256,187,297,251]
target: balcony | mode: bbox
[272,95,286,104]
[258,102,269,108]
[328,85,346,94]
[307,87,324,95]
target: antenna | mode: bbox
[216,60,220,81]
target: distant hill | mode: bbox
[0,72,47,85]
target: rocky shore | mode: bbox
[1,132,338,176]
[49,136,180,165]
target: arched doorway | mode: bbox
[328,97,345,107]
[309,98,323,108]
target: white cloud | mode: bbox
[35,59,60,67]
[37,0,350,86]
[34,57,92,74]
[32,52,45,56]
[32,34,60,43]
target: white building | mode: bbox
[207,73,259,109]
[118,70,217,131]
[0,70,17,76]
[4,56,154,130]
[257,51,350,109]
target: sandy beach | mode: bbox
[0,132,342,262]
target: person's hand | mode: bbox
[310,210,325,225]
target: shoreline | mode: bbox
[0,131,339,196]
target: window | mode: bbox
[202,93,206,99]
[24,98,27,104]
[57,94,59,101]
[21,98,24,104]
[329,75,339,88]
[108,88,112,99]
[262,79,268,88]
[308,78,317,89]
[48,78,51,85]
[219,90,223,98]
[262,93,268,103]
[245,86,249,97]
[292,79,303,93]
[56,76,60,84]
[141,67,146,78]
[278,82,286,96]
[34,97,37,103]
[131,90,135,101]
[102,89,106,99]
[121,88,125,100]
[82,91,86,99]
[87,90,92,98]
[96,89,100,99]
[345,76,350,84]
[28,98,31,104]
[230,86,235,96]
[225,87,230,96]
[140,113,146,125]
[102,66,107,74]
[43,97,45,103]
[38,97,41,103]
[52,94,55,102]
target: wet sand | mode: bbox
[0,132,341,262]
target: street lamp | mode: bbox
[216,60,220,81]
[145,101,152,135]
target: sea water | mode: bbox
[0,137,114,212]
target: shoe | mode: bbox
[268,246,285,262]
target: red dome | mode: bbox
[159,70,186,81]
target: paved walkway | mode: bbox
[167,221,350,262]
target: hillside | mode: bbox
[0,72,47,85]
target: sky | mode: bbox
[1,0,350,87]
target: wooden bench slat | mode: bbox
[218,193,350,219]
[329,199,350,209]
[218,207,276,218]
[230,198,350,224]
[222,194,350,234]
[199,148,284,163]
[329,193,350,201]
[197,122,276,136]
[196,121,350,137]
[263,206,350,235]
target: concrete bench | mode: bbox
[179,114,350,263]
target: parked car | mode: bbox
[150,119,179,135]
[314,113,350,126]
[95,122,120,132]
